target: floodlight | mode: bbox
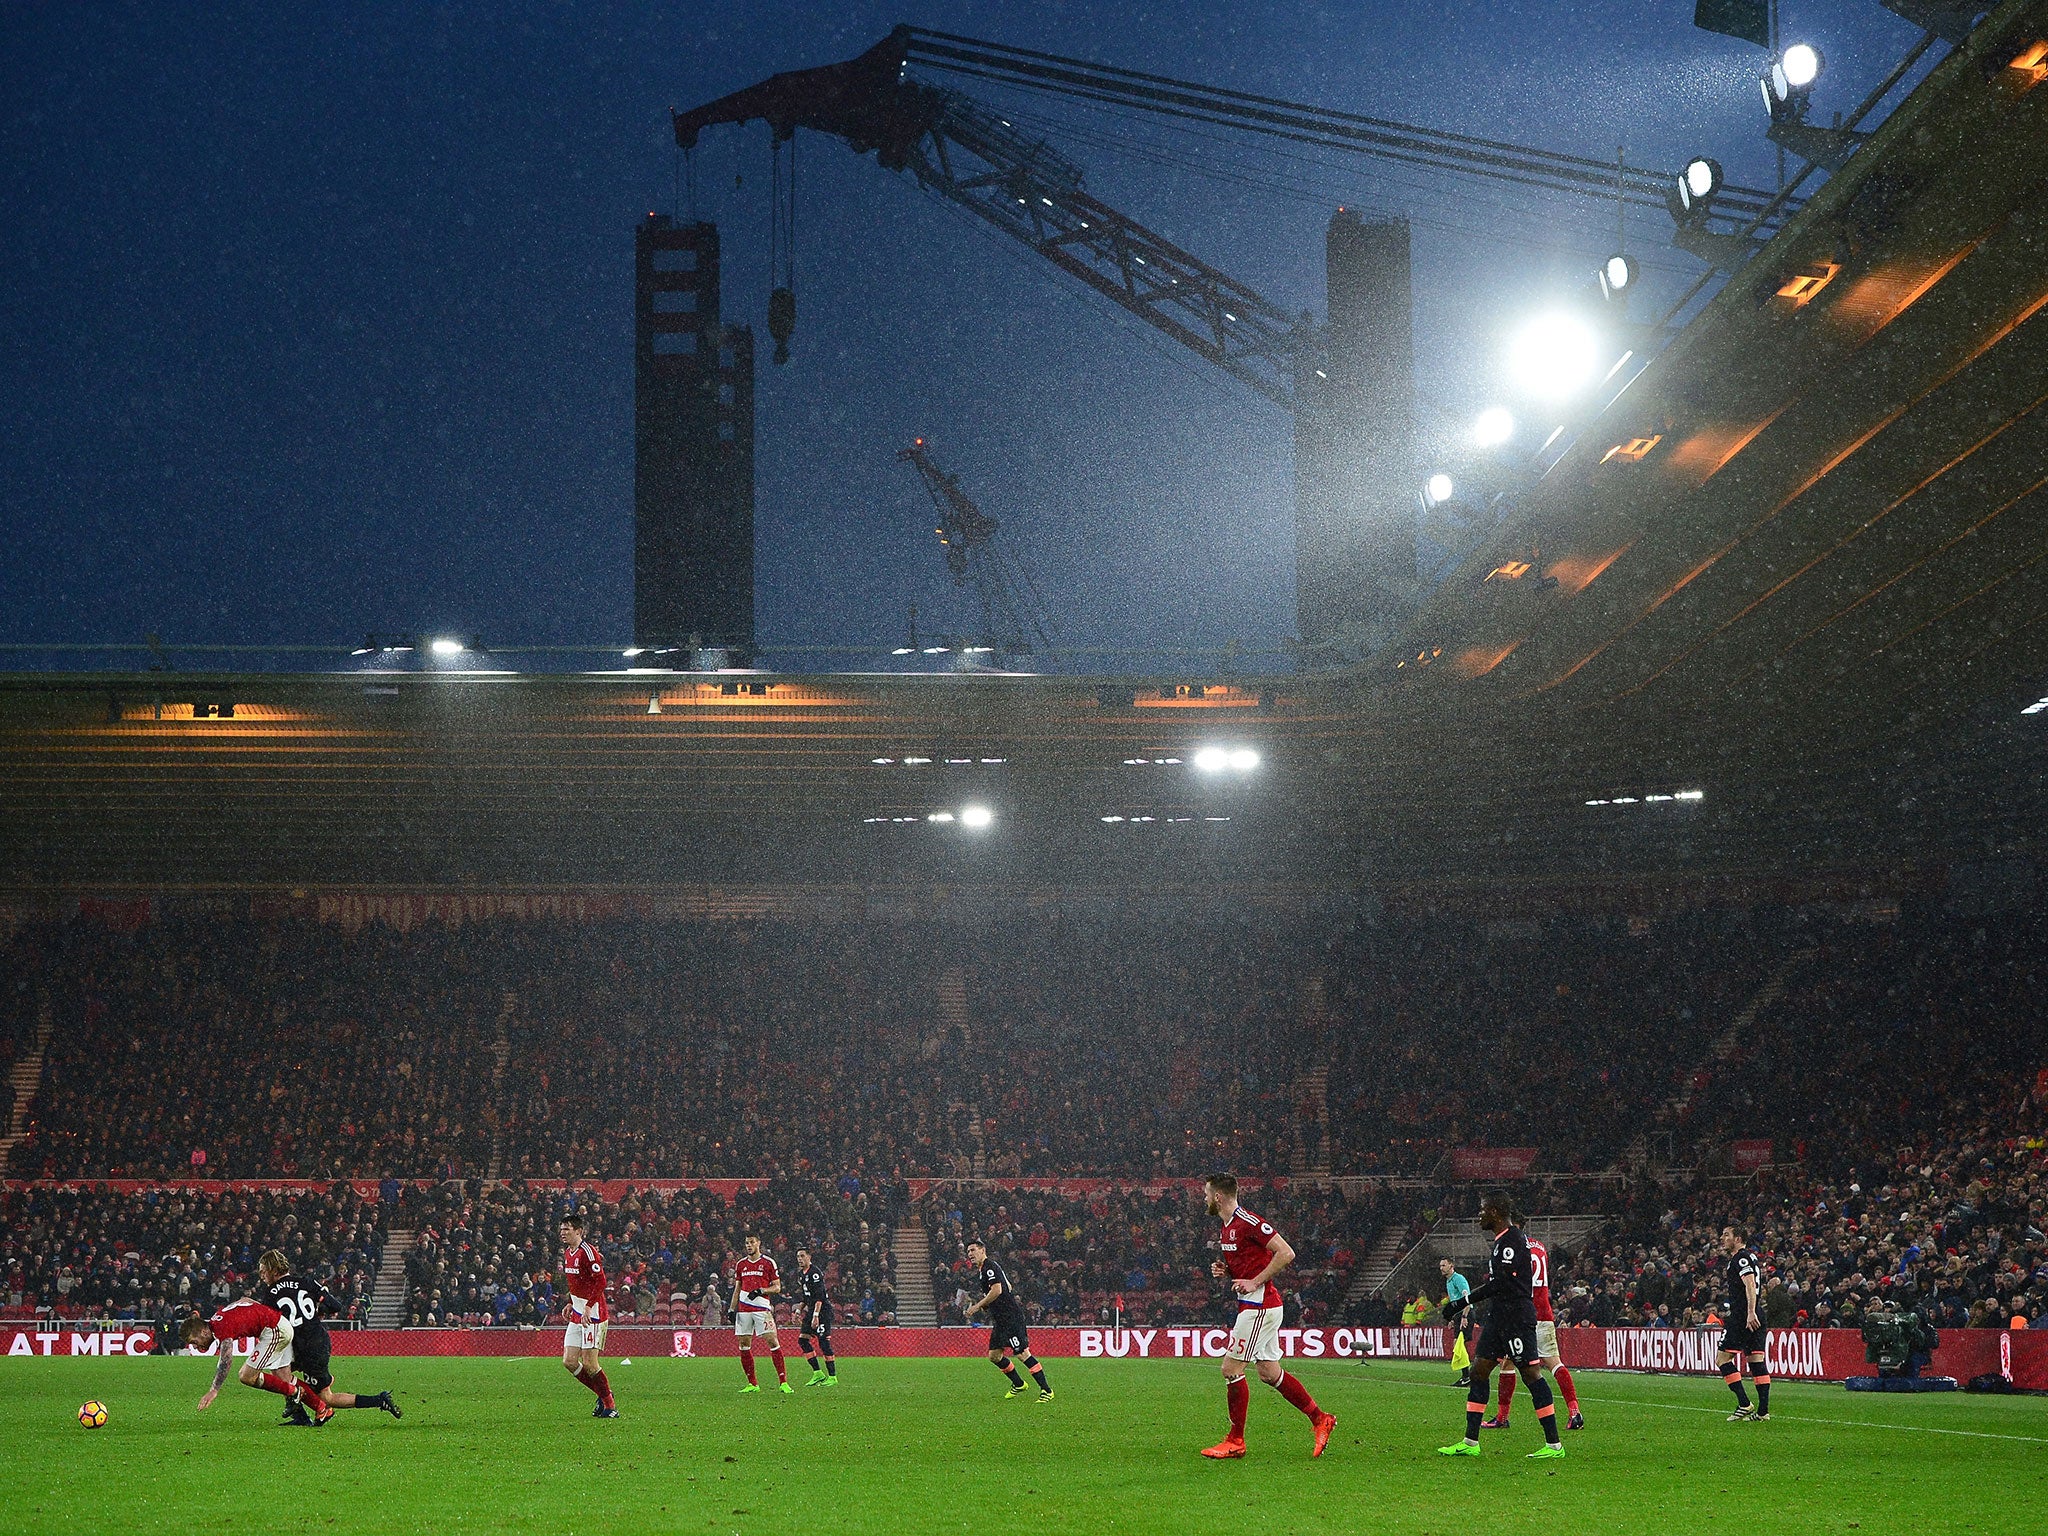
[960,805,993,829]
[1781,43,1821,89]
[1599,253,1639,303]
[1674,156,1722,219]
[1192,746,1230,772]
[1473,407,1515,448]
[1505,312,1602,400]
[1424,472,1455,505]
[1227,748,1260,771]
[926,811,956,823]
[429,637,464,656]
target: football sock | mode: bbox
[803,1346,820,1371]
[257,1371,296,1398]
[1527,1375,1560,1446]
[1274,1372,1320,1419]
[580,1366,607,1398]
[769,1346,788,1384]
[1497,1370,1516,1414]
[740,1348,757,1385]
[1553,1364,1579,1415]
[824,1354,836,1377]
[590,1369,613,1407]
[1723,1367,1750,1408]
[1465,1397,1486,1442]
[345,1392,388,1407]
[1753,1371,1770,1413]
[1226,1376,1250,1439]
[1023,1354,1050,1392]
[995,1356,1026,1389]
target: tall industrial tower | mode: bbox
[633,215,755,653]
[1294,210,1415,656]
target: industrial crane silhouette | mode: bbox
[897,440,1053,658]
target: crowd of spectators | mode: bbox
[0,1182,384,1329]
[396,1177,902,1330]
[1324,913,1782,1175]
[925,1181,1387,1328]
[12,918,497,1179]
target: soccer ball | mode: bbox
[78,1400,109,1428]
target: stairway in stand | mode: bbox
[1289,1065,1332,1176]
[0,1002,54,1175]
[485,990,515,1182]
[367,1231,416,1328]
[892,1220,938,1327]
[1656,947,1817,1126]
[1342,1225,1411,1311]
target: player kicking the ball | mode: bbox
[1199,1174,1335,1460]
[1439,1193,1564,1460]
[733,1234,793,1394]
[559,1212,619,1417]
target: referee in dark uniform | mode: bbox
[795,1247,838,1386]
[964,1240,1053,1401]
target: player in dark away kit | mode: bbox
[1718,1225,1771,1421]
[254,1250,400,1424]
[795,1247,838,1386]
[1438,1194,1564,1459]
[964,1240,1052,1401]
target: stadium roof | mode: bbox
[4,10,2046,905]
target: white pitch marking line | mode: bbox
[1351,1363,2048,1444]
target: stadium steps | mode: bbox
[892,1221,938,1327]
[367,1230,415,1328]
[1376,1213,1608,1307]
[1293,1065,1332,1176]
[1346,1225,1413,1306]
[485,990,515,1181]
[1655,947,1817,1124]
[0,1002,53,1174]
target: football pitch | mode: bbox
[4,1355,2043,1534]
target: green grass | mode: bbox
[3,1354,2044,1534]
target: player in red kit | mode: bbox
[1199,1174,1336,1460]
[558,1212,618,1417]
[733,1234,793,1394]
[1481,1225,1582,1431]
[184,1297,312,1416]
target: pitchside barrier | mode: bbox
[11,1323,2044,1386]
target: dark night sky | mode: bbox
[1,2,1928,660]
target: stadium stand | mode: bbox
[0,1183,384,1327]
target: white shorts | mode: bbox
[1225,1304,1283,1364]
[564,1317,606,1352]
[734,1309,777,1338]
[1536,1321,1559,1360]
[250,1325,293,1374]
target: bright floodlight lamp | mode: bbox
[1505,311,1602,401]
[1782,42,1821,88]
[1423,472,1455,506]
[1762,44,1821,119]
[1473,407,1515,449]
[1598,253,1639,303]
[960,804,994,829]
[1674,156,1722,219]
[429,637,465,656]
[1226,748,1260,772]
[1192,745,1231,773]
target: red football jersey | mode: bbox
[1218,1205,1283,1310]
[734,1255,779,1313]
[208,1299,282,1342]
[562,1240,609,1322]
[1529,1237,1554,1323]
